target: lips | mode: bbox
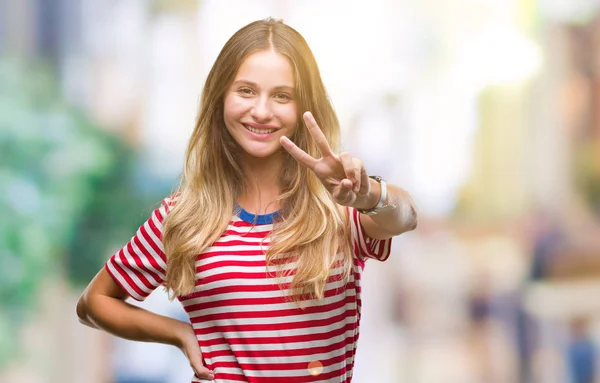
[243,124,278,135]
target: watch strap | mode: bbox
[356,176,396,215]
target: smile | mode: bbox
[243,124,277,134]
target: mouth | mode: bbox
[243,124,278,135]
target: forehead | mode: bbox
[235,50,295,86]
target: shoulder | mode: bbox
[161,195,179,214]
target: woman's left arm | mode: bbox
[351,179,418,240]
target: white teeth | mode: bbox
[244,125,275,134]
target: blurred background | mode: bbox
[1,0,600,382]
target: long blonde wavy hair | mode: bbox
[163,18,352,303]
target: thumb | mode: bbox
[183,341,214,381]
[332,179,356,205]
[192,363,215,381]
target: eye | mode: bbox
[237,87,255,96]
[274,93,292,102]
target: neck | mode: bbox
[238,153,284,214]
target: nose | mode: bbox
[250,96,273,122]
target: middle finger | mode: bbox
[303,111,335,158]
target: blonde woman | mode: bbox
[77,18,417,383]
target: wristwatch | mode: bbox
[356,176,397,215]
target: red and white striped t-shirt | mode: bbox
[106,198,392,383]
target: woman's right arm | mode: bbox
[76,268,214,381]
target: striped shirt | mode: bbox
[106,198,392,383]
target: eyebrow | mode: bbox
[232,80,294,92]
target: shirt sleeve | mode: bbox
[105,198,174,301]
[348,207,393,262]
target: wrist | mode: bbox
[355,176,397,215]
[173,320,196,349]
[353,177,382,210]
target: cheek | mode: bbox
[223,97,233,120]
[277,104,298,127]
[223,97,247,120]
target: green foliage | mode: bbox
[0,59,156,367]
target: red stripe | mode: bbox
[212,239,272,247]
[202,336,354,359]
[197,259,268,271]
[223,229,271,238]
[124,242,160,290]
[214,351,349,371]
[144,217,167,263]
[229,220,272,228]
[161,198,175,214]
[179,283,286,301]
[200,321,357,348]
[195,308,357,336]
[186,282,356,312]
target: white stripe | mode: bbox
[191,265,350,293]
[211,237,271,246]
[381,239,391,260]
[195,263,347,281]
[189,276,294,292]
[202,244,270,254]
[197,254,267,264]
[199,316,357,341]
[221,227,272,237]
[201,333,358,358]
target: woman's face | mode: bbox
[223,49,298,161]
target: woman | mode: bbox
[77,18,417,383]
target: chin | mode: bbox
[242,146,282,159]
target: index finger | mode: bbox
[280,136,318,169]
[303,111,335,157]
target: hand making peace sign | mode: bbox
[280,111,372,207]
